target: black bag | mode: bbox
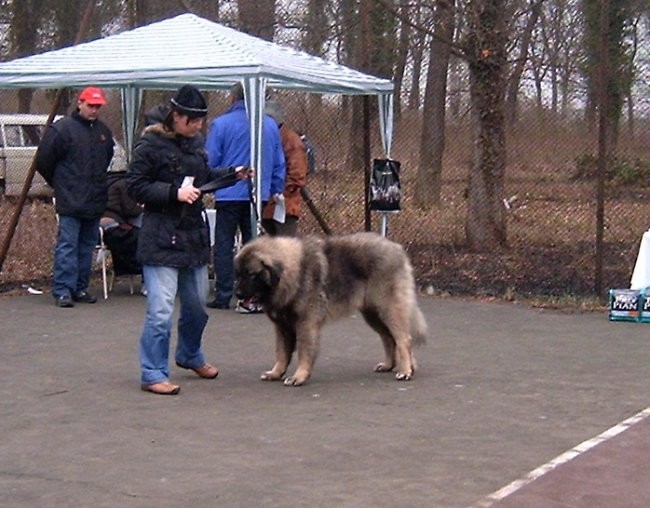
[369,158,401,211]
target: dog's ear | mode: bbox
[259,260,282,288]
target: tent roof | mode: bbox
[0,13,393,95]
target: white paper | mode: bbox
[181,176,195,188]
[273,194,286,224]
[630,230,650,289]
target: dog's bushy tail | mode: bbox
[410,306,428,346]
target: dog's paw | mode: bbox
[374,362,394,373]
[283,375,308,386]
[394,371,413,381]
[260,370,283,381]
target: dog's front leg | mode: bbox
[261,324,293,381]
[374,333,396,373]
[284,321,320,386]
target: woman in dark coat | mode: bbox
[127,85,251,395]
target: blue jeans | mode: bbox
[139,264,210,385]
[53,215,100,299]
[213,202,253,306]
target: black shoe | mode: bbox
[206,300,229,309]
[72,290,97,304]
[55,295,74,308]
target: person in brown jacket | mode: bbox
[100,170,144,278]
[261,100,308,237]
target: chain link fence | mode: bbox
[0,1,648,301]
[2,87,647,299]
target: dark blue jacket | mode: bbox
[36,110,114,218]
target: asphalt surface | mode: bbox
[2,283,649,507]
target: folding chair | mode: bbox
[96,226,137,299]
[96,227,110,299]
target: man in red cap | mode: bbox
[37,86,115,307]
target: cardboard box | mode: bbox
[608,289,640,322]
[640,290,650,323]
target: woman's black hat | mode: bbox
[170,85,208,118]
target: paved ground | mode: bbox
[1,283,649,507]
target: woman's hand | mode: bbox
[234,166,255,180]
[177,185,201,204]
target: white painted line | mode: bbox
[471,406,650,508]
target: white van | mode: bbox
[0,114,58,197]
[0,113,127,197]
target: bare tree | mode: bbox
[532,0,582,117]
[393,2,412,119]
[302,0,329,114]
[408,3,425,111]
[582,0,635,147]
[347,0,396,171]
[505,0,544,125]
[463,0,509,249]
[238,0,276,41]
[415,0,456,207]
[9,0,43,112]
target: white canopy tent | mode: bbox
[0,13,394,222]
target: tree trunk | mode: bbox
[133,0,184,25]
[10,0,41,112]
[302,0,328,116]
[415,0,455,207]
[346,0,369,171]
[393,3,412,120]
[347,0,396,169]
[238,0,276,41]
[505,0,542,125]
[464,0,508,249]
[407,4,424,111]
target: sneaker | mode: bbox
[55,295,74,308]
[72,290,97,304]
[235,299,263,314]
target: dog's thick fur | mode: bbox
[234,232,427,386]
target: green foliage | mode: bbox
[573,152,650,186]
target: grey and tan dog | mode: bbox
[234,232,428,386]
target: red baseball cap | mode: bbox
[79,87,106,105]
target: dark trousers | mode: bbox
[212,201,253,306]
[261,216,299,237]
[103,226,142,275]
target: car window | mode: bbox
[2,124,45,147]
[22,125,42,146]
[4,125,23,147]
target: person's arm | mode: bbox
[270,131,286,196]
[103,124,115,167]
[282,129,308,194]
[126,142,178,206]
[116,179,144,219]
[35,124,67,186]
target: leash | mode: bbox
[248,179,267,236]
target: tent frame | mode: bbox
[0,13,395,234]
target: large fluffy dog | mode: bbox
[234,232,427,386]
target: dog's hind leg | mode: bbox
[261,324,295,381]
[391,327,415,381]
[361,309,396,373]
[364,306,415,380]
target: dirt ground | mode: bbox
[1,288,649,507]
